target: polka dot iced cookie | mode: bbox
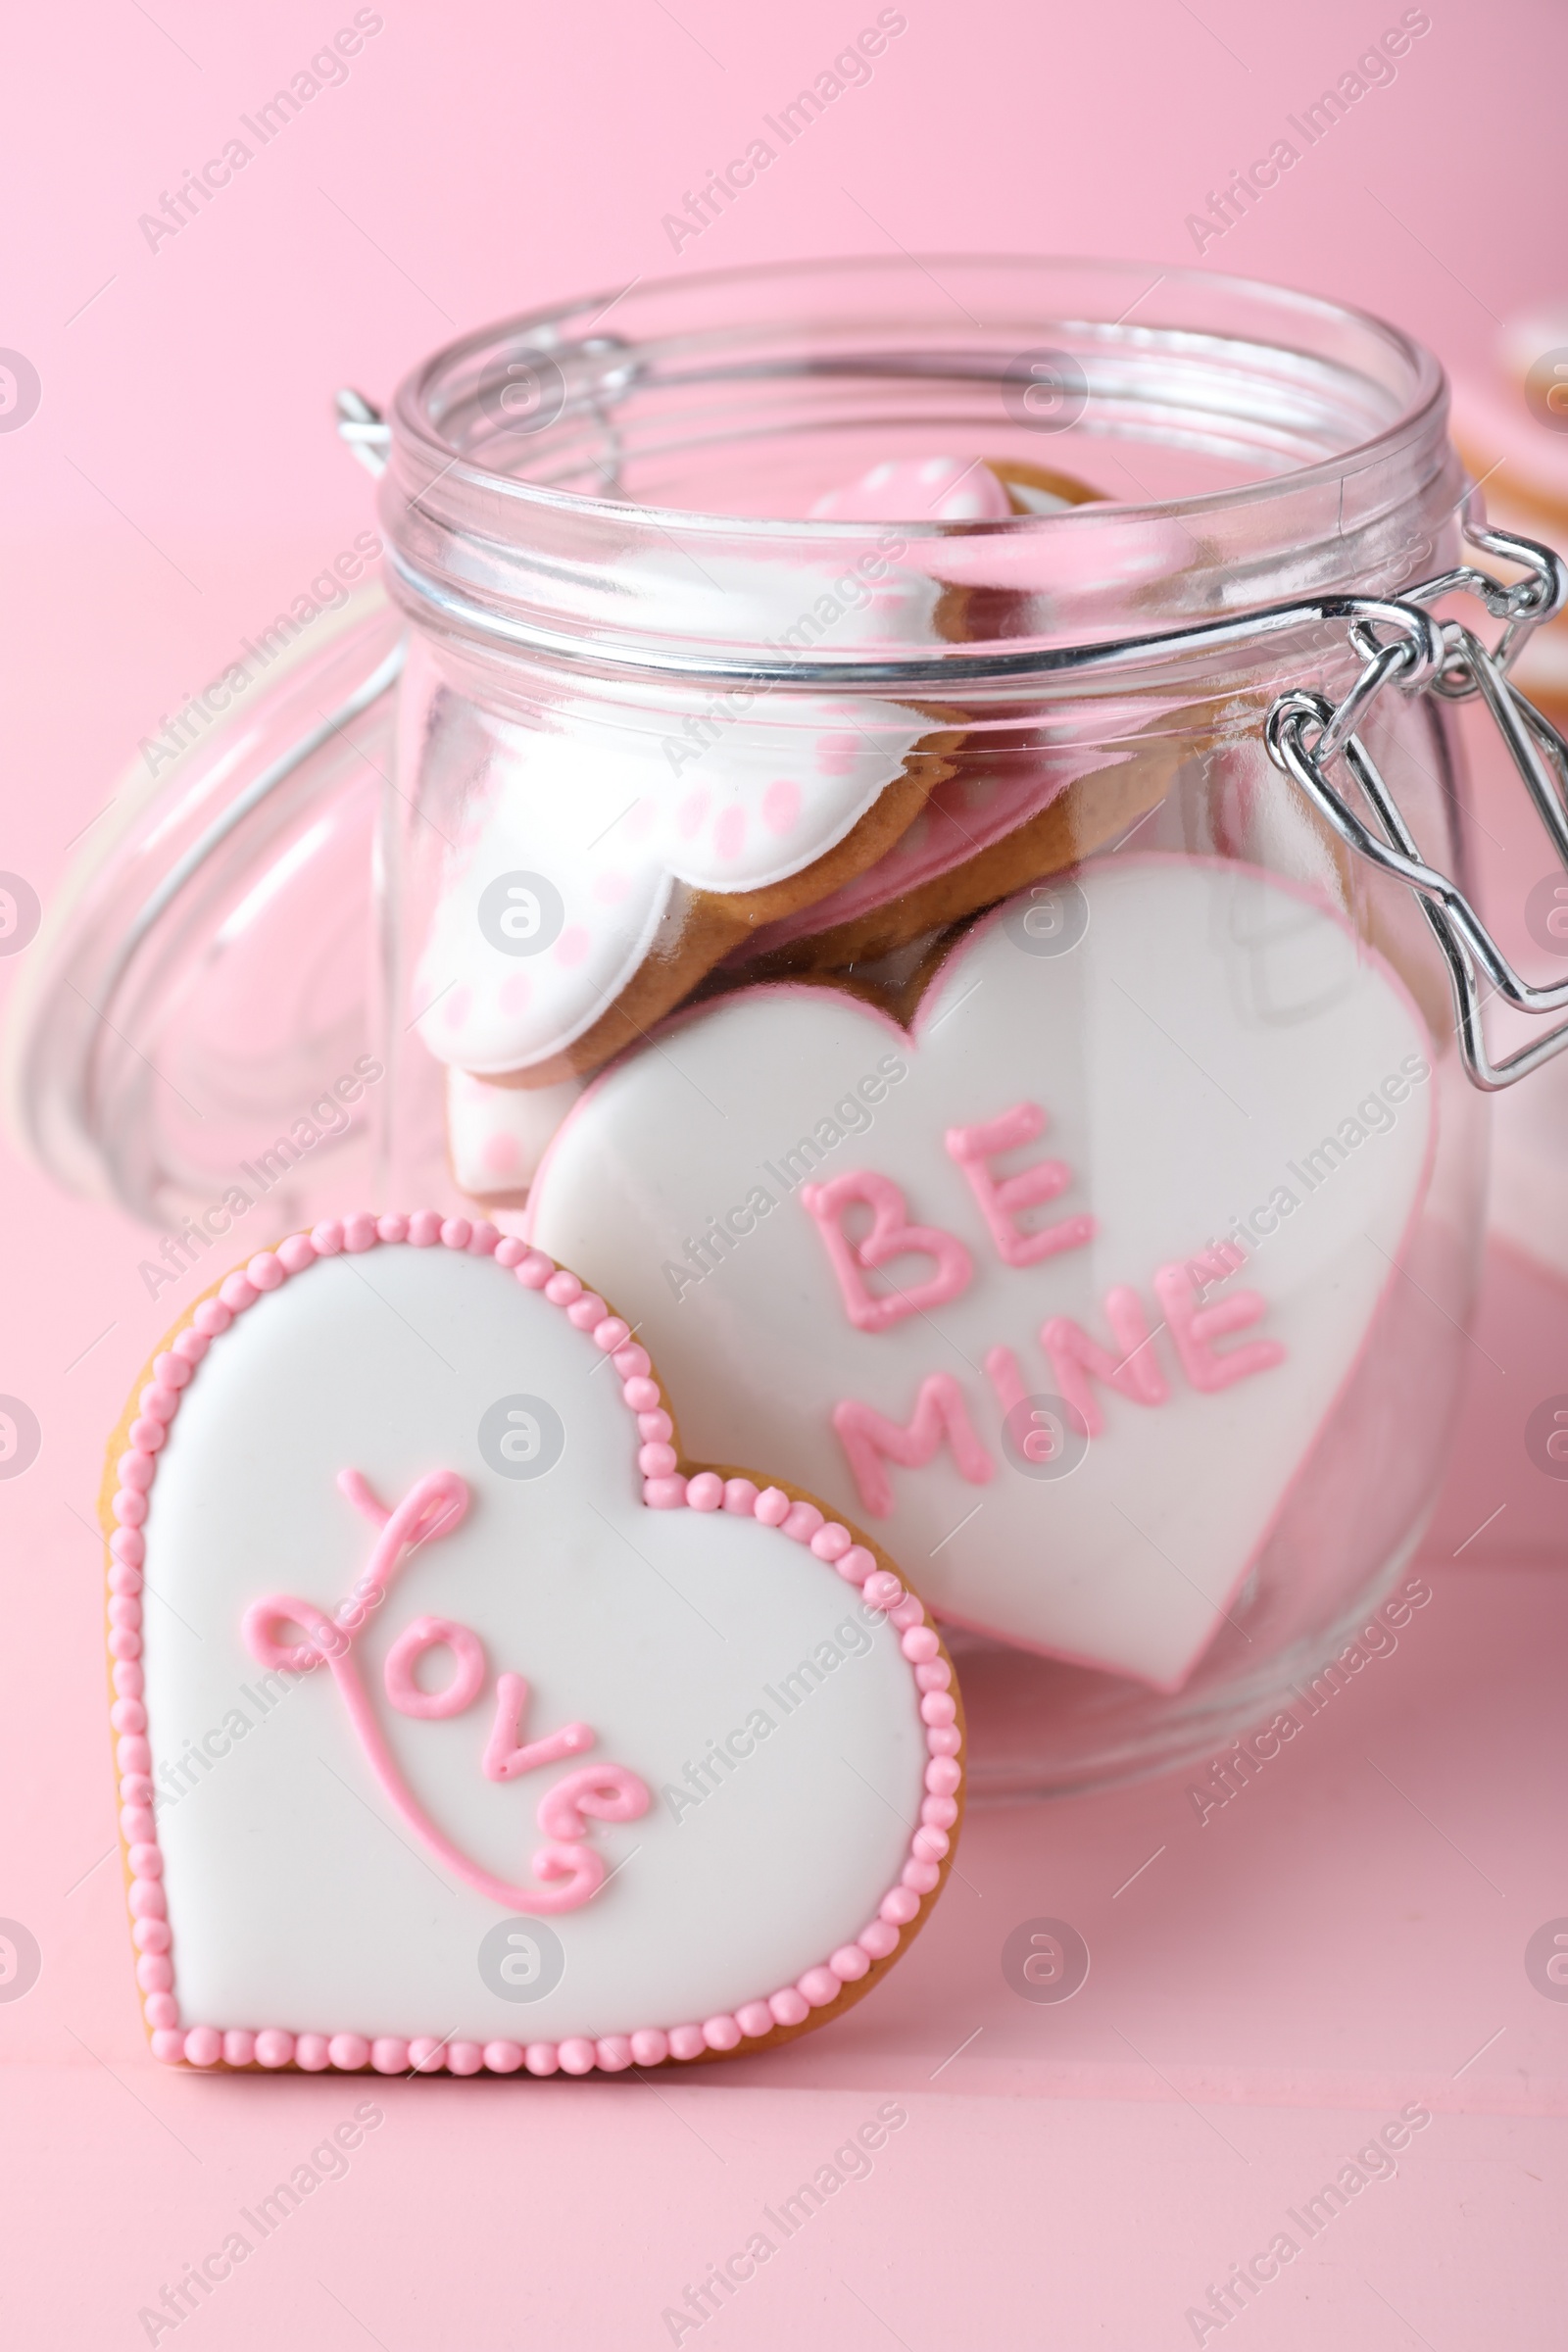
[736,719,1192,977]
[416,686,958,1084]
[416,457,1102,1086]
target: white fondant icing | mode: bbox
[142,1247,926,2039]
[448,1067,584,1197]
[613,543,944,653]
[415,674,936,1077]
[528,858,1438,1688]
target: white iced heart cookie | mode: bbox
[529,858,1437,1689]
[105,1216,960,2076]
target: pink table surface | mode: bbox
[2,1471,1565,2350]
[1,1034,1564,2350]
[5,0,1568,2338]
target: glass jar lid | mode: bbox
[4,589,402,1225]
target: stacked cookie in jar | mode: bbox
[381,256,1499,1789]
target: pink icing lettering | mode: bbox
[984,1342,1029,1417]
[1039,1289,1169,1437]
[384,1616,488,1720]
[246,1470,468,1670]
[535,1764,651,1842]
[832,1374,995,1517]
[800,1170,972,1334]
[945,1102,1095,1266]
[482,1672,597,1782]
[1152,1261,1286,1394]
[241,1470,622,1915]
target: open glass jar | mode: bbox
[21,257,1568,1795]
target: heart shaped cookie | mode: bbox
[528,856,1438,1689]
[104,1216,960,2075]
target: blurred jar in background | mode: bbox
[1452,307,1568,1281]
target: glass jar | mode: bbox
[23,257,1566,1796]
[372,256,1490,1795]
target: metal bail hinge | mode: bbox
[1265,522,1568,1092]
[335,388,391,479]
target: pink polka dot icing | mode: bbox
[713,807,746,860]
[479,1131,519,1176]
[447,1067,585,1200]
[733,736,1133,958]
[412,573,944,1076]
[796,448,1191,612]
[761,779,801,835]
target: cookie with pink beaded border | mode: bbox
[104,1211,963,2076]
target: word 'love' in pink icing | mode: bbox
[242,1467,650,1913]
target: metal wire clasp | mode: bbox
[336,388,391,478]
[1265,522,1568,1091]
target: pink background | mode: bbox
[2,0,1566,2343]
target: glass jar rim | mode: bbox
[389,252,1446,534]
[381,254,1457,683]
